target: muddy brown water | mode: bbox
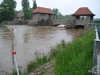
[0,25,86,75]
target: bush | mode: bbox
[2,21,8,25]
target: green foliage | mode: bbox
[74,70,84,75]
[33,0,37,10]
[0,0,16,22]
[41,69,47,74]
[22,0,29,9]
[9,69,28,75]
[57,12,64,19]
[23,9,32,19]
[27,55,50,73]
[0,0,16,10]
[65,15,73,19]
[54,29,94,75]
[22,0,32,19]
[51,40,67,57]
[53,8,59,18]
[2,21,8,24]
[52,8,72,19]
[0,8,13,21]
[14,10,18,15]
[57,14,73,19]
[94,20,100,24]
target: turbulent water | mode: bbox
[0,25,86,75]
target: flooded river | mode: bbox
[0,25,86,75]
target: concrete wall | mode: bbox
[7,20,30,25]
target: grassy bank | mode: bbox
[27,55,51,73]
[54,29,94,75]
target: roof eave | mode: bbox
[32,12,55,15]
[72,14,95,16]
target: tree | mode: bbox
[0,0,16,21]
[22,0,29,10]
[22,0,32,19]
[65,15,73,20]
[33,0,37,10]
[53,8,59,18]
[57,12,64,19]
[23,9,32,20]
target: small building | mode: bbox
[15,12,24,20]
[72,7,95,28]
[32,7,55,25]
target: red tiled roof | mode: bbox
[32,7,55,15]
[72,7,95,16]
[15,12,23,18]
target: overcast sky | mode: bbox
[0,0,100,18]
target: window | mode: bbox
[80,16,87,20]
[76,16,80,19]
[91,16,93,20]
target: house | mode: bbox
[32,7,55,25]
[15,11,24,20]
[72,7,95,28]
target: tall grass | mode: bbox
[27,55,51,73]
[27,40,67,73]
[54,29,94,75]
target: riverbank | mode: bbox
[28,28,94,75]
[24,29,92,75]
[54,29,94,75]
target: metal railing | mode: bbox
[7,26,19,75]
[93,25,100,75]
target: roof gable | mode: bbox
[72,7,95,16]
[15,12,24,18]
[32,7,55,15]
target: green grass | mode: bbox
[27,55,51,73]
[54,29,94,75]
[27,40,67,73]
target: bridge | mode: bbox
[51,19,67,26]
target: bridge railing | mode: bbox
[93,25,100,75]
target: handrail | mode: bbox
[93,25,100,75]
[95,26,99,40]
[7,25,19,75]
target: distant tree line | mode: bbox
[53,8,73,20]
[0,0,72,23]
[0,0,37,23]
